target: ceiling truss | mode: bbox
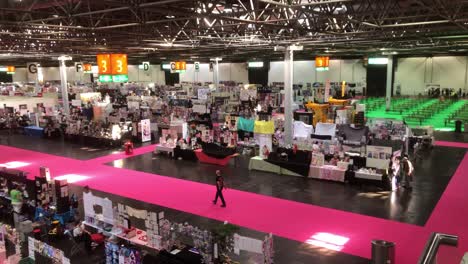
[0,0,467,64]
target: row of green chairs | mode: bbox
[404,100,453,125]
[387,98,429,115]
[445,102,468,126]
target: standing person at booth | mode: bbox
[212,170,227,208]
[10,185,23,225]
[400,155,414,190]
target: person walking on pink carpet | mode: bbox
[213,170,227,207]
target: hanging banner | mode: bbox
[110,54,128,75]
[324,79,330,102]
[96,54,111,74]
[209,62,214,72]
[75,62,83,72]
[27,62,38,82]
[141,119,151,142]
[83,64,92,73]
[170,61,186,73]
[142,61,150,71]
[197,88,210,100]
[256,134,272,159]
[194,61,200,72]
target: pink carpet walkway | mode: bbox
[435,140,468,149]
[1,144,467,263]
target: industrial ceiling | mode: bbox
[1,0,468,64]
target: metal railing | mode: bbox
[417,232,458,264]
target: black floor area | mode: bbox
[0,132,122,160]
[433,131,468,143]
[108,145,466,226]
[0,131,466,263]
[68,185,370,264]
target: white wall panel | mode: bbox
[396,56,468,95]
[137,66,152,82]
[340,60,354,82]
[293,61,315,84]
[229,63,248,84]
[127,65,139,82]
[268,61,284,84]
[12,68,28,83]
[43,67,61,81]
[152,65,166,85]
[270,59,365,85]
[218,63,231,82]
[180,63,247,83]
[432,56,466,89]
[353,60,367,85]
[179,63,194,83]
[117,64,165,84]
[395,57,427,95]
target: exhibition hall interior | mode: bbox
[0,0,467,263]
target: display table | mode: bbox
[266,148,311,177]
[309,165,346,182]
[117,228,155,249]
[173,147,198,161]
[194,149,237,166]
[237,141,257,156]
[355,170,382,181]
[248,156,302,176]
[155,144,176,157]
[24,126,44,137]
[248,156,281,174]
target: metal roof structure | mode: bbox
[1,0,468,64]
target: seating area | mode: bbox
[364,97,468,131]
[445,101,468,126]
[403,100,452,126]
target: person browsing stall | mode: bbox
[10,185,23,214]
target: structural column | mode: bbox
[215,58,220,90]
[385,55,394,111]
[59,57,70,115]
[284,47,294,145]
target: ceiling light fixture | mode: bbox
[166,15,175,18]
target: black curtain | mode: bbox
[0,72,13,83]
[248,62,269,87]
[164,71,180,86]
[366,64,387,97]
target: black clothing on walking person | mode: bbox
[213,175,226,207]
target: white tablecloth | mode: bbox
[309,165,346,182]
[155,144,175,156]
[355,171,382,180]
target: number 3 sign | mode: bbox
[96,54,127,75]
[110,54,128,75]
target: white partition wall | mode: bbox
[11,64,165,84]
[123,65,165,84]
[432,56,466,90]
[13,68,28,83]
[10,57,468,92]
[269,59,366,85]
[395,57,427,95]
[179,63,213,83]
[395,56,468,95]
[268,61,284,83]
[229,63,249,83]
[179,63,248,83]
[293,61,315,84]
